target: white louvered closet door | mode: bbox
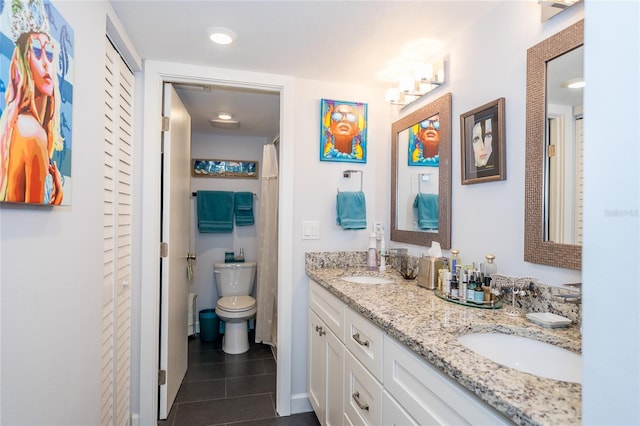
[102,37,134,426]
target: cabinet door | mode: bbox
[384,336,509,425]
[382,390,419,426]
[309,310,326,424]
[309,308,345,426]
[325,324,345,426]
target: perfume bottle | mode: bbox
[481,254,497,286]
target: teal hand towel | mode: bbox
[234,192,255,226]
[197,190,234,233]
[336,191,367,230]
[413,193,438,230]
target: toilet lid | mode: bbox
[217,295,256,312]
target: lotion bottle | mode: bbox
[367,232,377,270]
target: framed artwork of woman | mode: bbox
[0,0,74,205]
[319,98,367,164]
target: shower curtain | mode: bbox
[255,142,279,346]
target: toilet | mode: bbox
[214,261,257,354]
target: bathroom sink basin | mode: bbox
[457,333,582,383]
[340,275,394,285]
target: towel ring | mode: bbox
[418,172,432,194]
[338,170,363,193]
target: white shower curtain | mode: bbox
[255,142,279,346]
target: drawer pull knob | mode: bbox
[352,391,370,411]
[316,325,326,336]
[352,332,370,347]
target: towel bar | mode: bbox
[192,191,257,199]
[418,172,433,194]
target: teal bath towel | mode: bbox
[413,193,438,230]
[197,191,234,233]
[234,192,255,226]
[336,191,367,230]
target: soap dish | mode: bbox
[526,312,572,328]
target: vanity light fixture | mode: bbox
[207,26,237,45]
[539,0,582,22]
[385,58,445,107]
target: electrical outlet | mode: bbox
[374,221,383,239]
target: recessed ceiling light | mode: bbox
[217,112,233,120]
[207,26,237,45]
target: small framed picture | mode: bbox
[319,98,367,163]
[460,98,506,184]
[192,159,258,179]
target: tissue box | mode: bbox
[418,257,447,290]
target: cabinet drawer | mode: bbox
[345,308,384,382]
[344,351,383,426]
[309,280,345,342]
[383,336,509,426]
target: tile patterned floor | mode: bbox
[159,334,319,426]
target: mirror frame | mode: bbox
[391,92,452,249]
[524,20,583,270]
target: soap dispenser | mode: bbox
[367,232,377,270]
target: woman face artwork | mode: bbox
[472,118,493,168]
[417,114,440,158]
[330,104,359,139]
[28,33,55,96]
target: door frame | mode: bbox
[138,60,295,424]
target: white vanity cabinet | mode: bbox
[308,280,345,426]
[308,279,509,426]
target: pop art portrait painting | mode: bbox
[408,113,440,167]
[0,0,74,205]
[320,98,367,164]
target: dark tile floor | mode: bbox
[159,332,320,426]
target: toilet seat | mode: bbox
[216,295,257,320]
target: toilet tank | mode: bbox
[214,261,257,297]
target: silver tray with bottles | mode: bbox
[433,289,503,309]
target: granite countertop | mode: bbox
[306,267,581,426]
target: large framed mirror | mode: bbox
[524,20,583,269]
[391,92,451,249]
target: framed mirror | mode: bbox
[391,92,451,249]
[524,20,583,269]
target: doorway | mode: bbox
[138,61,295,425]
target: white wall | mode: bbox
[190,133,268,313]
[0,2,123,424]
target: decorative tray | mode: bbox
[433,289,503,310]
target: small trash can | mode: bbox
[199,309,219,342]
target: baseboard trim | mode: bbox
[290,393,313,414]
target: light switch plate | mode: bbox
[302,221,320,239]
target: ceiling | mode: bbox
[109,1,504,138]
